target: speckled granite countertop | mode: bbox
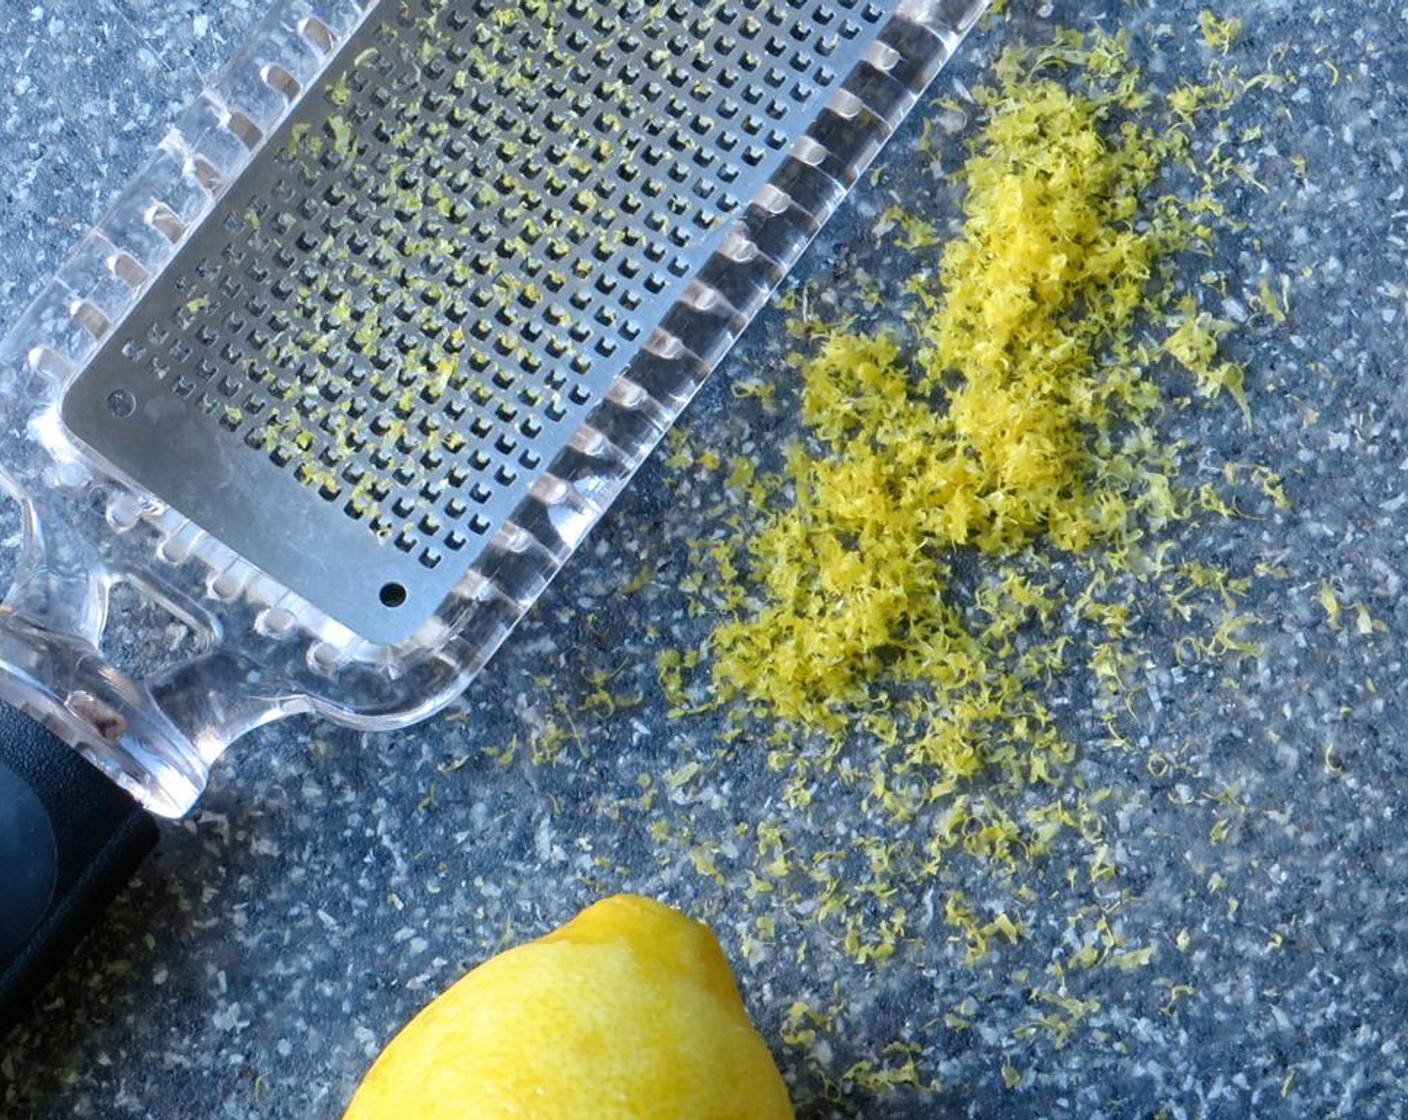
[4,2,1408,1117]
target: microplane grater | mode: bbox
[0,0,989,816]
[0,0,986,1027]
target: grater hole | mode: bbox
[378,581,407,608]
[107,389,137,419]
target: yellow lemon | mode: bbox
[344,894,794,1120]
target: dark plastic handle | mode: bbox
[0,702,158,1036]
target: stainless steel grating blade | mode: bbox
[61,0,980,644]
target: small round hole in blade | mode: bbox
[106,389,136,419]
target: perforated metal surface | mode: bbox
[63,0,892,642]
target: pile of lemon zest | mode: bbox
[1164,302,1251,424]
[1013,990,1102,1048]
[879,204,943,250]
[1160,980,1196,1015]
[1354,603,1382,636]
[841,1043,935,1093]
[1198,10,1242,53]
[583,33,1289,1089]
[1317,582,1342,629]
[688,846,726,885]
[1257,276,1288,323]
[1207,612,1262,656]
[779,1000,831,1048]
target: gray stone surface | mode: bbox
[4,1,1408,1118]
